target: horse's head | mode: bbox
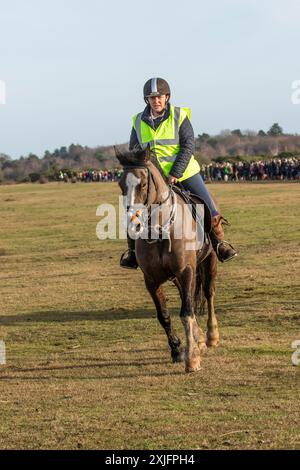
[117,148,148,204]
[115,146,166,208]
[115,146,170,237]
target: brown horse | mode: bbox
[116,147,220,373]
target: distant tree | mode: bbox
[45,162,59,180]
[28,172,41,183]
[95,151,107,164]
[43,150,52,159]
[1,159,13,170]
[28,153,39,161]
[0,153,12,162]
[59,146,68,159]
[68,144,83,158]
[213,156,227,163]
[268,123,283,136]
[278,151,294,159]
[0,154,12,172]
[231,129,243,137]
[207,138,218,149]
[258,129,267,136]
[197,133,210,142]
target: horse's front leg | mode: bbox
[144,276,184,363]
[177,265,206,373]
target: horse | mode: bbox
[116,147,220,373]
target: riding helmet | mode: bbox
[143,78,171,101]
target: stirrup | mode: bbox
[216,240,238,263]
[220,216,230,226]
[120,249,139,269]
[120,249,129,263]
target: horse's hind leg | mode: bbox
[203,253,220,347]
[177,265,206,373]
[144,276,184,363]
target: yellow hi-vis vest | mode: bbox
[133,105,200,182]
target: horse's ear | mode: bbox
[114,145,122,163]
[145,144,151,162]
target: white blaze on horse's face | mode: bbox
[125,172,141,209]
[125,171,147,240]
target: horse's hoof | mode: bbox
[185,357,201,372]
[185,364,202,373]
[206,338,220,348]
[172,350,185,363]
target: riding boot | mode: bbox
[120,237,139,269]
[210,215,238,263]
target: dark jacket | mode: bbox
[129,103,195,179]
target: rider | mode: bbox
[120,77,238,269]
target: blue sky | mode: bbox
[0,0,300,158]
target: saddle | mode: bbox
[172,184,212,231]
[171,185,213,261]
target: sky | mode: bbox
[0,0,300,159]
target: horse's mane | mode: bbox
[148,154,169,184]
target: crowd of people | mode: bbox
[200,158,300,181]
[57,157,300,183]
[58,169,122,182]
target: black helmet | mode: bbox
[143,78,171,101]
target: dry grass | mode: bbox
[0,181,300,449]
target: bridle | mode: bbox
[123,165,177,249]
[124,165,152,209]
[123,164,174,209]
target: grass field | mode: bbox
[0,181,299,450]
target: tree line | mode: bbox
[1,124,300,184]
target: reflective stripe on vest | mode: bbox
[133,105,200,182]
[135,106,180,148]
